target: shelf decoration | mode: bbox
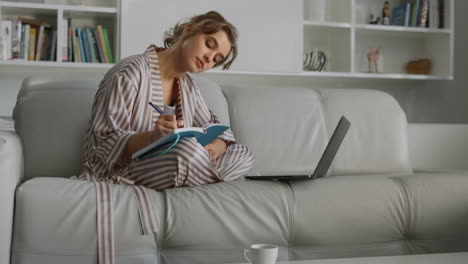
[382,1,391,25]
[405,58,432,74]
[303,49,327,72]
[367,47,383,73]
[369,14,380,25]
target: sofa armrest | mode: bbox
[0,130,23,264]
[408,123,468,170]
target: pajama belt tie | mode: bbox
[93,176,159,264]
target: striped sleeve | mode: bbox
[92,74,137,174]
[192,86,236,144]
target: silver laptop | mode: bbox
[245,115,351,181]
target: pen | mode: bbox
[149,101,182,128]
[148,102,164,115]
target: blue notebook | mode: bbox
[132,124,229,160]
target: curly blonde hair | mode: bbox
[164,11,238,70]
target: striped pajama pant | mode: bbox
[127,138,254,191]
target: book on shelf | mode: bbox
[28,27,36,61]
[21,24,30,60]
[428,0,438,28]
[97,25,110,63]
[40,29,49,60]
[419,0,429,27]
[94,28,105,63]
[86,28,98,63]
[62,18,68,62]
[67,18,73,62]
[102,27,114,63]
[76,28,86,62]
[1,20,12,61]
[411,0,420,26]
[391,4,407,26]
[35,25,45,61]
[19,25,25,59]
[72,29,80,62]
[438,0,444,28]
[49,29,57,61]
[11,20,22,59]
[80,28,91,62]
[404,3,411,27]
[75,29,83,62]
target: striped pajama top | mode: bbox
[78,44,236,184]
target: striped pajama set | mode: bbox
[72,44,254,264]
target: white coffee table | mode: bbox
[234,252,468,264]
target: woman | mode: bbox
[78,11,254,191]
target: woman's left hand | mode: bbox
[204,139,227,165]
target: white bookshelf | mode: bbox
[0,0,119,68]
[0,0,455,80]
[302,0,454,80]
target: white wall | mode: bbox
[120,0,302,73]
[0,1,467,124]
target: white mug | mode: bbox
[243,244,278,264]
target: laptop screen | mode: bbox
[312,116,351,178]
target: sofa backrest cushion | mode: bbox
[317,88,412,175]
[191,76,230,126]
[13,74,230,180]
[223,85,412,176]
[222,85,329,176]
[14,74,99,180]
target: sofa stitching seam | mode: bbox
[20,87,96,97]
[149,190,162,250]
[16,238,468,256]
[291,238,468,250]
[159,190,167,251]
[390,177,411,240]
[14,248,158,256]
[285,181,295,259]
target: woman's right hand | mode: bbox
[121,114,178,163]
[152,114,178,140]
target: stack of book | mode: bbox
[389,0,445,28]
[64,18,114,63]
[0,17,57,61]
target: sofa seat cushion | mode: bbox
[12,177,162,264]
[12,177,292,264]
[403,172,468,244]
[160,179,291,263]
[289,173,468,260]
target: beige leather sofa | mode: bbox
[1,73,468,264]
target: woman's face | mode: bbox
[180,28,232,73]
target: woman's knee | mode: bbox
[172,138,209,158]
